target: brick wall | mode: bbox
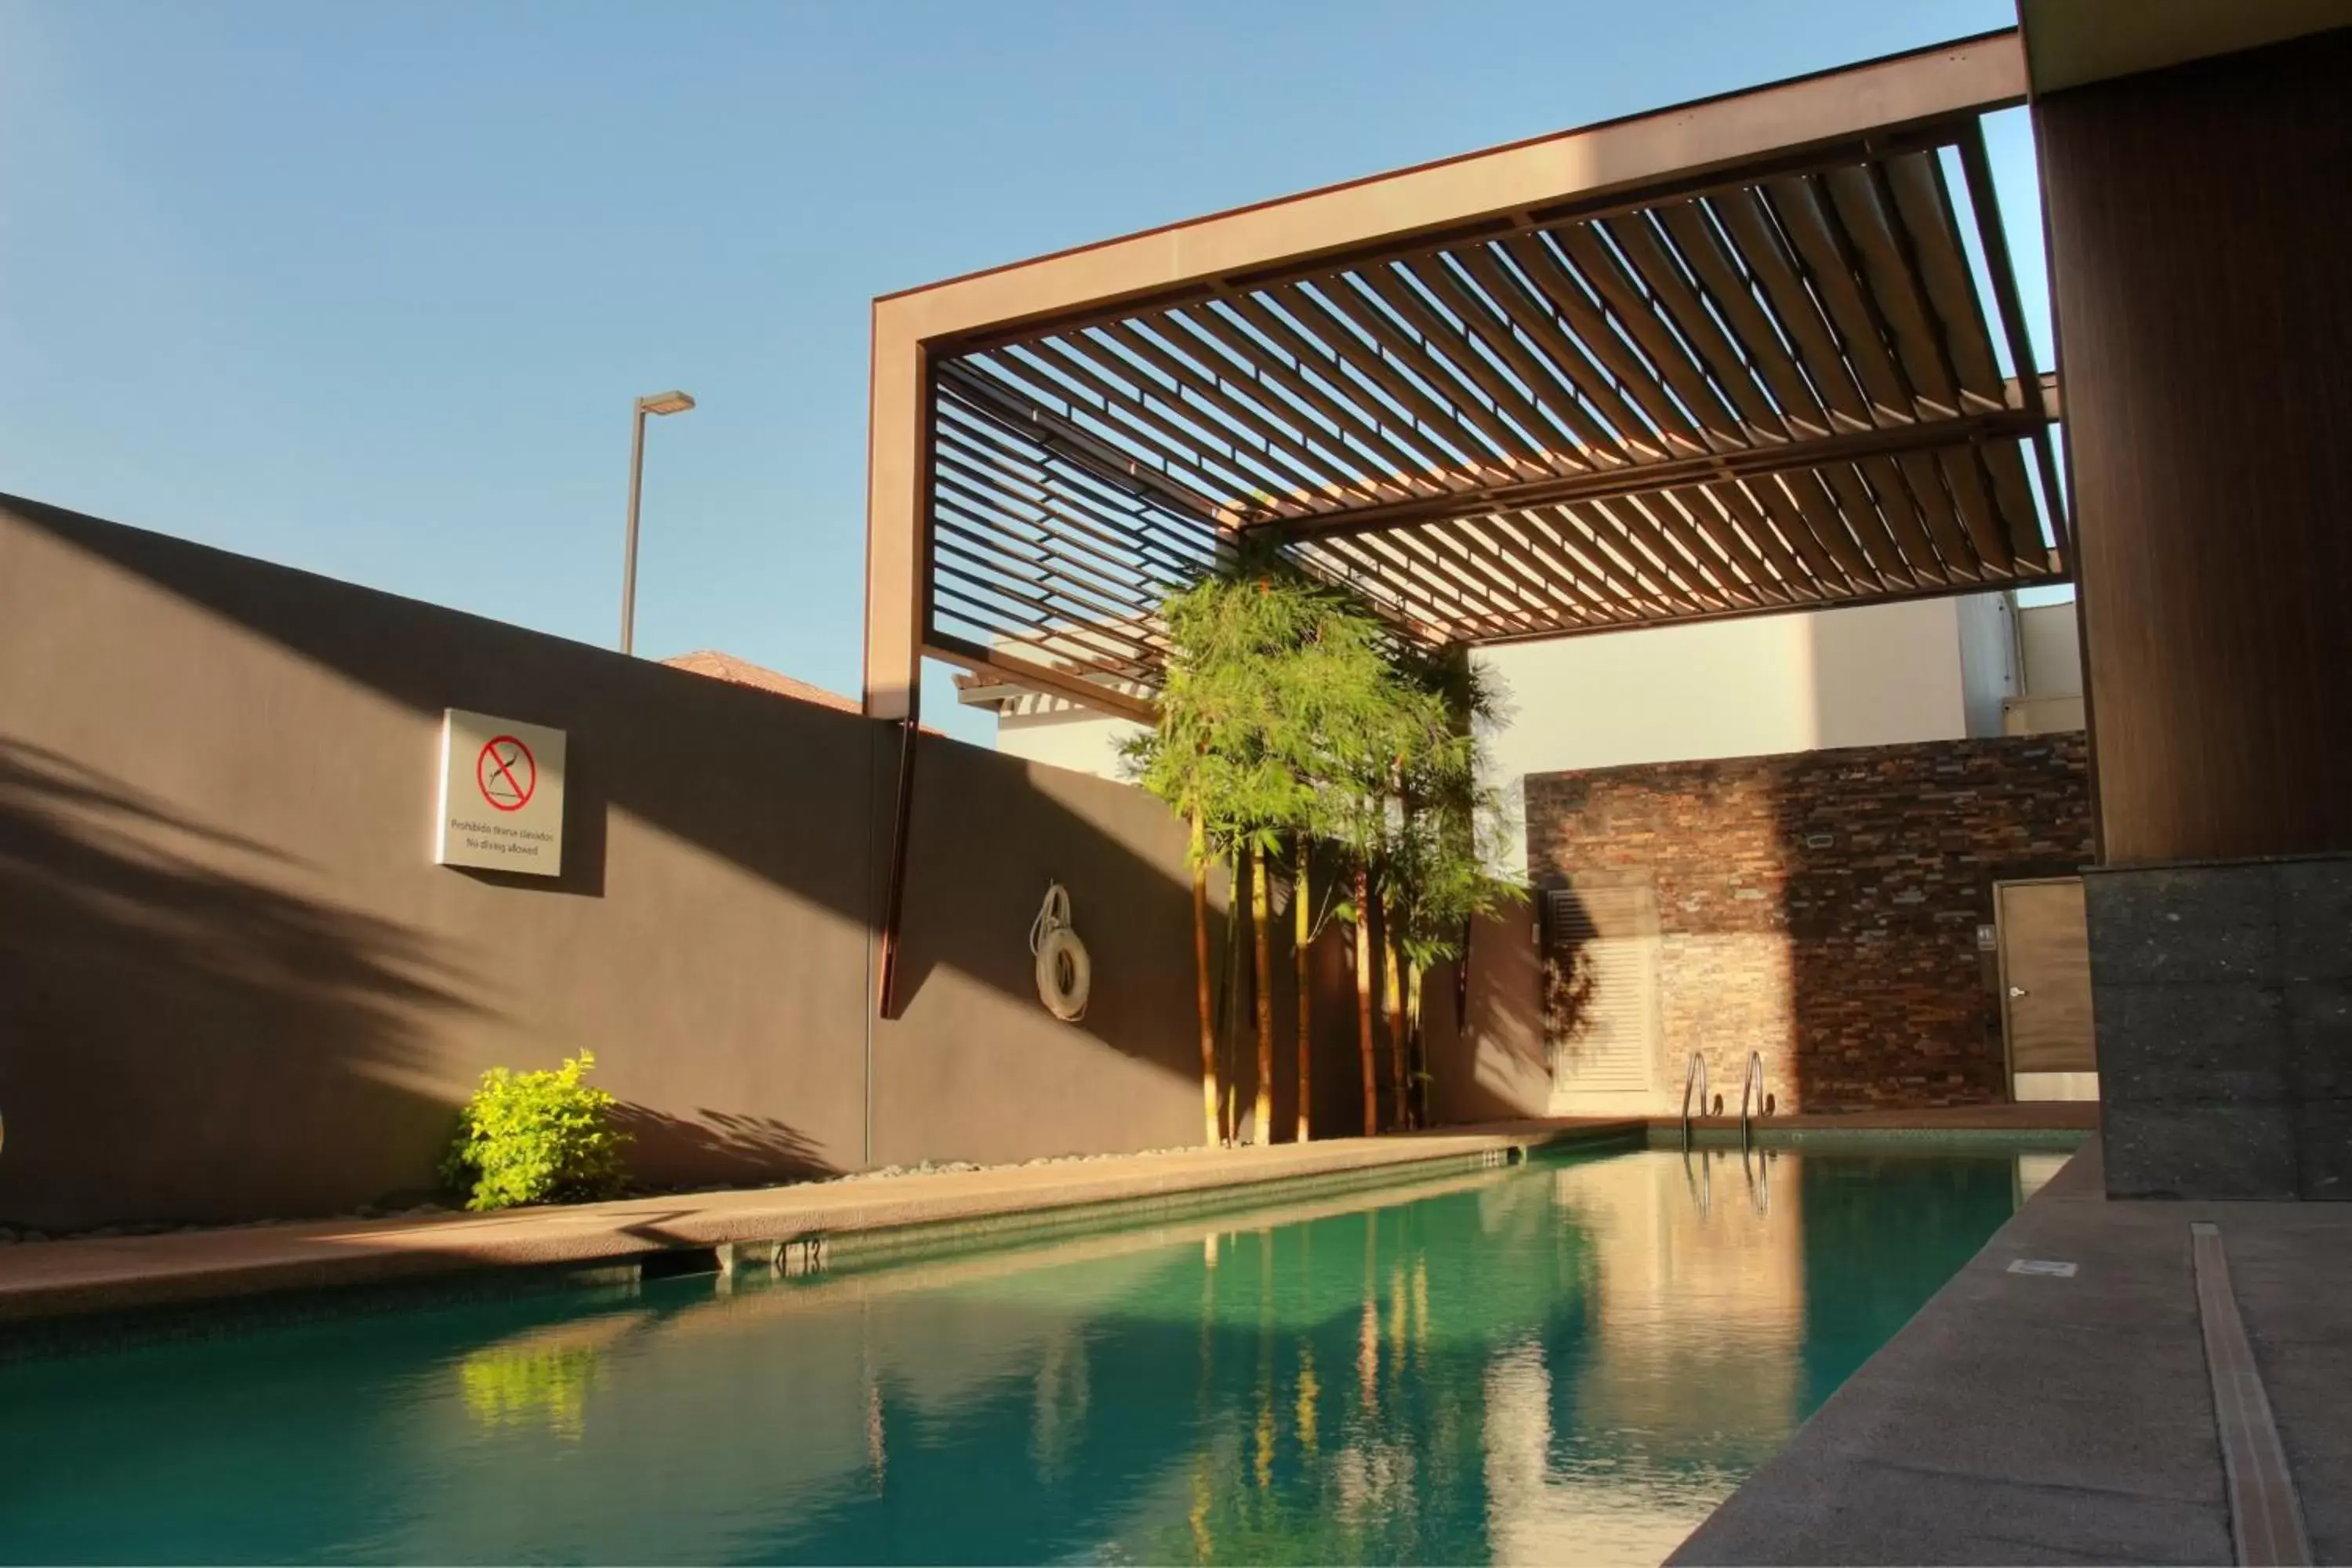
[1524,735,2093,1111]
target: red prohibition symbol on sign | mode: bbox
[476,735,536,812]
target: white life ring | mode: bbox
[1029,883,1091,1022]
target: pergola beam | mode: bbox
[1244,408,2049,544]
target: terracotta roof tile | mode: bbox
[661,650,861,714]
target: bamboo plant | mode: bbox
[1130,550,1518,1145]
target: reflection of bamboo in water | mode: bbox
[1035,1324,1075,1477]
[1413,1259,1430,1359]
[863,1298,886,1490]
[1189,1450,1214,1562]
[1256,1229,1275,1492]
[1296,1345,1319,1457]
[1359,1214,1378,1405]
[1199,1233,1217,1418]
[1389,1265,1407,1363]
[1189,1239,1218,1563]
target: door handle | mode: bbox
[2008,985,2029,999]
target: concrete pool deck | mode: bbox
[0,1117,1643,1327]
[1671,1139,2348,1566]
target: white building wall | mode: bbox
[1955,590,2023,738]
[2002,598,2087,735]
[2019,601,2084,697]
[992,705,1146,780]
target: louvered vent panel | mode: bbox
[1545,884,1661,1093]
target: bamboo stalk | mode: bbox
[1250,840,1276,1147]
[1294,835,1312,1142]
[1355,861,1377,1135]
[1385,924,1407,1132]
[1192,806,1218,1148]
[1404,961,1426,1131]
[1221,848,1243,1144]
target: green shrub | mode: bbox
[440,1051,629,1211]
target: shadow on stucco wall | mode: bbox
[1422,899,1554,1127]
[608,1103,840,1189]
[0,738,485,1229]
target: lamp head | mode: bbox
[636,390,695,416]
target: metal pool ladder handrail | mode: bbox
[1740,1051,1766,1149]
[1680,1051,1708,1149]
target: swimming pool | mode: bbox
[0,1143,2065,1565]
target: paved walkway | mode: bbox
[1671,1141,2348,1566]
[0,1119,1634,1326]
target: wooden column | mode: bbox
[862,312,927,724]
[2039,28,2352,863]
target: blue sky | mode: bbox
[0,0,2045,744]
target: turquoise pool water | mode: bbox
[0,1145,2060,1565]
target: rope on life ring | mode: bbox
[1028,882,1091,1023]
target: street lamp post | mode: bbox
[619,389,695,655]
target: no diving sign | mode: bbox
[477,735,536,811]
[436,710,565,876]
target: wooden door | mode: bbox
[1994,877,2097,1099]
[1544,882,1661,1105]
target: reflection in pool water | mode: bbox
[0,1145,2037,1564]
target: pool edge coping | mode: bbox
[0,1120,1643,1335]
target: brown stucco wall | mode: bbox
[874,733,1208,1166]
[1421,902,1554,1127]
[1523,735,2094,1111]
[0,495,1348,1230]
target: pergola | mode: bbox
[861,27,2068,1010]
[863,27,2066,728]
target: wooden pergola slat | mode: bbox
[1156,303,1455,499]
[1550,223,1755,452]
[1519,504,1685,615]
[1354,263,1593,472]
[1653,198,1836,439]
[1093,321,1390,508]
[1602,211,1791,441]
[1497,231,1713,457]
[1399,253,1628,459]
[1053,328,1357,510]
[1454,245,1671,458]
